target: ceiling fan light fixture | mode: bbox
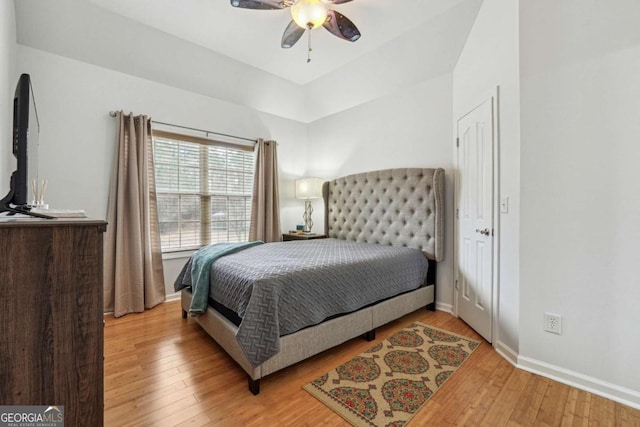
[291,0,329,29]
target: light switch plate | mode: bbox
[500,196,509,214]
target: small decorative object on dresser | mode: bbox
[282,232,328,241]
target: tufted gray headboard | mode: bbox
[322,168,444,262]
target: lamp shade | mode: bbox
[295,177,323,199]
[291,0,329,29]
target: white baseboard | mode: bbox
[104,292,181,316]
[518,355,640,410]
[487,340,640,410]
[165,291,181,302]
[435,302,454,314]
[494,340,518,366]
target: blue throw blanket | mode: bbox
[189,241,263,315]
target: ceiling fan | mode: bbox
[231,0,361,61]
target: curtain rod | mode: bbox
[108,111,257,143]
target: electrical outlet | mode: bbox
[544,312,562,335]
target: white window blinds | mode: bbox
[153,130,254,252]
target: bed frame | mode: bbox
[180,168,445,394]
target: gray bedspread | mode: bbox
[175,238,429,367]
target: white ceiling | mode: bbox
[87,0,471,85]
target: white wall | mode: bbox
[519,0,640,403]
[307,73,456,310]
[14,0,306,122]
[303,0,482,122]
[452,0,521,357]
[18,46,307,297]
[0,1,17,195]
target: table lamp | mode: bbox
[295,177,323,232]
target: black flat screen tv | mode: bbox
[1,73,52,219]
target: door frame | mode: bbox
[453,86,501,344]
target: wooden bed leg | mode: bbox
[426,302,436,312]
[248,376,260,395]
[362,329,376,342]
[181,309,188,319]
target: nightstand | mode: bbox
[282,233,328,241]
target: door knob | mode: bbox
[475,228,490,236]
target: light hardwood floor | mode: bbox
[104,301,640,426]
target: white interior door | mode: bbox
[455,97,495,342]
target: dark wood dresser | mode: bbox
[0,218,107,426]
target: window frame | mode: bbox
[152,130,255,253]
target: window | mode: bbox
[153,130,254,252]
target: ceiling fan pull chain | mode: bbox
[307,23,313,63]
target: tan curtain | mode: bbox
[249,139,281,242]
[104,112,166,317]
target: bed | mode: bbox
[177,168,444,394]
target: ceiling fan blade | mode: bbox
[230,0,287,10]
[326,0,353,4]
[282,20,305,48]
[323,10,361,42]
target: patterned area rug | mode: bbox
[303,322,480,426]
